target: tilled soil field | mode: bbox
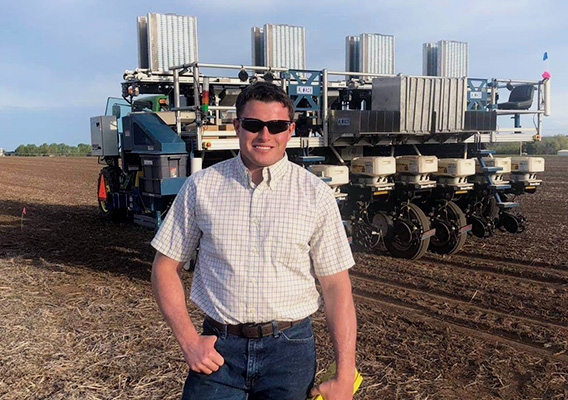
[0,156,567,400]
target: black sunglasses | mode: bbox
[237,118,292,134]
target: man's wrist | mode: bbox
[335,364,355,384]
[177,326,200,349]
[335,372,355,384]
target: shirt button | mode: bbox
[252,247,257,254]
[252,218,259,225]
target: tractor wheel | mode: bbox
[385,203,431,260]
[98,168,125,222]
[429,201,467,255]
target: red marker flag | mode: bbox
[21,206,27,230]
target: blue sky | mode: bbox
[1,0,566,151]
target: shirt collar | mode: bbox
[235,153,289,189]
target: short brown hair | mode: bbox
[235,82,295,121]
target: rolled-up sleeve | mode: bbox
[151,176,201,262]
[309,185,355,276]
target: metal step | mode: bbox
[298,155,326,163]
[134,214,157,229]
[482,166,503,173]
[498,202,519,209]
[490,184,511,190]
[474,149,496,155]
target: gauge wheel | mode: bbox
[385,203,431,260]
[429,201,467,255]
[98,168,125,222]
[499,212,526,234]
[370,212,392,252]
[469,215,488,238]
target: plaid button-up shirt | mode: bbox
[151,154,354,324]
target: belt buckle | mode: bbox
[240,323,263,338]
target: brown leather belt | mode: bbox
[205,317,303,339]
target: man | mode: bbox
[151,82,356,400]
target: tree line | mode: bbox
[488,135,568,155]
[14,143,92,156]
[12,135,567,156]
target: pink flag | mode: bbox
[22,206,27,215]
[542,71,551,79]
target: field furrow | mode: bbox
[1,155,567,400]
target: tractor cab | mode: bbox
[133,95,170,112]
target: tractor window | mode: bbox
[105,97,132,133]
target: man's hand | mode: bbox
[310,377,353,400]
[181,334,225,374]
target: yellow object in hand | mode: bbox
[308,361,363,400]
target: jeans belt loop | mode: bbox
[220,322,228,339]
[271,320,279,337]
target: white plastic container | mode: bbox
[511,157,545,173]
[396,155,438,174]
[476,157,511,174]
[310,165,349,189]
[350,156,396,177]
[434,158,475,178]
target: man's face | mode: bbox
[234,100,294,172]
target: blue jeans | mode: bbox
[181,317,316,400]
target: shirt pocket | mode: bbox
[268,208,314,267]
[197,202,244,261]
